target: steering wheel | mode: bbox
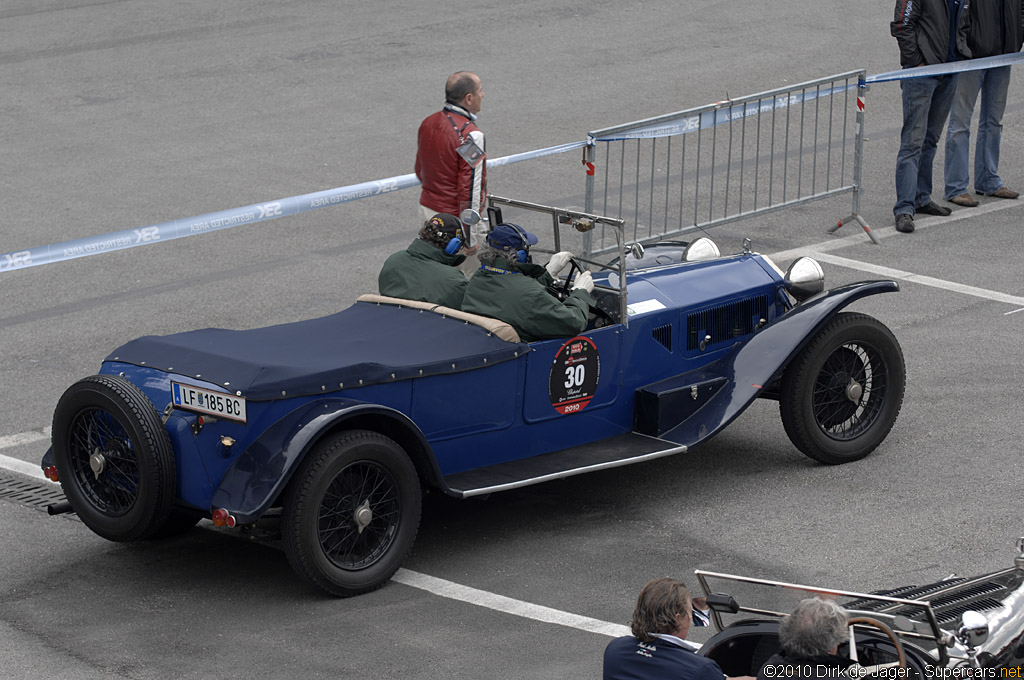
[546,257,585,302]
[846,615,908,674]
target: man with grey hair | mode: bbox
[462,223,592,343]
[756,598,855,679]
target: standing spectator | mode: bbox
[891,0,972,233]
[944,0,1024,208]
[415,72,487,257]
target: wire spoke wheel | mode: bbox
[811,342,887,440]
[52,375,176,541]
[283,430,421,597]
[318,461,401,570]
[67,407,142,515]
[781,313,905,465]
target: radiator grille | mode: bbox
[846,578,1007,625]
[686,295,769,352]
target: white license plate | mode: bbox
[171,382,247,423]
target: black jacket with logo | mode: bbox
[892,0,972,67]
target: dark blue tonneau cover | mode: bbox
[106,301,528,401]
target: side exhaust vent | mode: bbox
[652,324,672,351]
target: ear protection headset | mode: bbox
[428,216,464,255]
[505,223,530,263]
[444,235,462,255]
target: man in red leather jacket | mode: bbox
[415,72,487,255]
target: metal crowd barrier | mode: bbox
[582,70,874,251]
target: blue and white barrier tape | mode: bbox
[588,83,856,143]
[0,141,588,274]
[867,51,1024,84]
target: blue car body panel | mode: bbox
[91,252,898,520]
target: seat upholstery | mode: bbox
[356,294,521,343]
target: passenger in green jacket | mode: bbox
[462,223,595,342]
[378,213,469,310]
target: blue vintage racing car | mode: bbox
[41,196,906,596]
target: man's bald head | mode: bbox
[445,72,483,114]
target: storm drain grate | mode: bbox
[0,473,74,516]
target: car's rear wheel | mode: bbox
[51,375,177,541]
[780,312,905,464]
[282,429,421,597]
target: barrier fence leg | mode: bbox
[829,76,880,244]
[583,143,595,257]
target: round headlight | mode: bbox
[682,237,721,262]
[785,257,825,301]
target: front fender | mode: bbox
[656,280,899,447]
[210,399,436,523]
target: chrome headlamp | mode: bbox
[682,237,721,262]
[784,257,825,301]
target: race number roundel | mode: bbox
[548,336,600,414]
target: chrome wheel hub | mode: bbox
[845,379,864,403]
[89,448,106,480]
[353,499,373,534]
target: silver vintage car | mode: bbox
[695,538,1024,675]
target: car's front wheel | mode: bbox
[282,429,421,597]
[780,312,906,464]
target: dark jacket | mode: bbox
[892,0,972,67]
[461,256,592,343]
[756,652,855,680]
[603,635,725,680]
[965,0,1024,58]
[378,238,468,310]
[415,103,486,216]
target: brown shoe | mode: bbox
[979,186,1019,199]
[948,193,980,207]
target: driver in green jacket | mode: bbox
[378,213,470,310]
[462,223,594,342]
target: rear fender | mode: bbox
[651,280,899,446]
[210,399,439,523]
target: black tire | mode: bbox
[282,429,421,597]
[51,375,176,541]
[780,312,906,465]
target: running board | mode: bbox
[443,433,686,498]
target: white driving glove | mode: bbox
[545,251,574,277]
[571,270,594,294]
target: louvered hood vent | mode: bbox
[686,295,769,352]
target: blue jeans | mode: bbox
[894,74,956,216]
[944,66,1012,198]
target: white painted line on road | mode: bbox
[392,568,634,640]
[809,252,1024,307]
[770,197,1021,263]
[0,452,47,481]
[1005,308,1024,316]
[0,428,50,480]
[0,427,50,451]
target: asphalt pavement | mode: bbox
[2,1,1023,678]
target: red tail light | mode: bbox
[211,508,236,528]
[44,465,59,482]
